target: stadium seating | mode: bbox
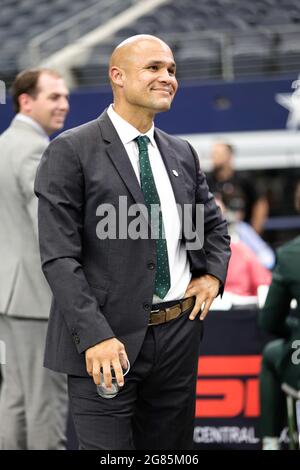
[0,0,134,85]
[71,0,300,86]
[1,0,300,87]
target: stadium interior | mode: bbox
[1,0,300,451]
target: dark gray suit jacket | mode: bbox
[35,111,231,376]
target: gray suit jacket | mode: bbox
[0,117,52,318]
[35,111,231,375]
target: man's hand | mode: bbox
[184,274,220,321]
[85,338,128,389]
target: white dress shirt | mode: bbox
[107,104,191,303]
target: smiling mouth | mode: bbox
[152,89,172,95]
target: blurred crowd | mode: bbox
[207,142,300,450]
[207,141,274,302]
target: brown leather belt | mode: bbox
[148,297,195,326]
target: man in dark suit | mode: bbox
[35,35,231,450]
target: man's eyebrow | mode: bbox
[48,92,70,98]
[146,60,176,68]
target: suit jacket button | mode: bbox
[147,262,155,270]
[143,303,150,311]
[74,335,80,344]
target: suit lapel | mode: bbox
[154,129,189,208]
[98,112,189,210]
[98,112,146,207]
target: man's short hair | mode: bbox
[11,68,62,113]
[222,142,235,155]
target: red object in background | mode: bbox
[225,241,271,296]
[196,356,262,418]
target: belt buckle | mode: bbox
[149,308,166,326]
[151,308,160,314]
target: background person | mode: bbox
[214,198,271,300]
[259,181,300,450]
[0,69,70,449]
[207,142,269,235]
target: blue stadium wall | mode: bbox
[0,77,295,135]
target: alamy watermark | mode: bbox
[0,80,6,104]
[0,340,6,365]
[95,197,205,250]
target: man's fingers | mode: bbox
[102,362,113,389]
[119,350,129,371]
[189,298,205,320]
[92,361,101,385]
[86,357,93,376]
[199,298,214,320]
[189,295,215,320]
[112,359,124,387]
[85,340,129,388]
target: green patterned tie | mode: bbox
[135,135,171,299]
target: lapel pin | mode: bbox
[172,170,179,177]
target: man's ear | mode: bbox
[18,93,35,114]
[109,66,125,88]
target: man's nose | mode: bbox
[59,97,69,112]
[158,68,173,82]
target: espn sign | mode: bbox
[196,355,262,418]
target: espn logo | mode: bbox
[196,355,262,418]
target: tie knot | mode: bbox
[135,135,150,152]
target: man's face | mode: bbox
[116,39,178,116]
[211,143,232,171]
[25,73,69,135]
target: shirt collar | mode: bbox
[107,104,156,148]
[15,113,49,142]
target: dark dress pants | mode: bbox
[68,307,203,450]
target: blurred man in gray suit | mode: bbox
[0,69,70,449]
